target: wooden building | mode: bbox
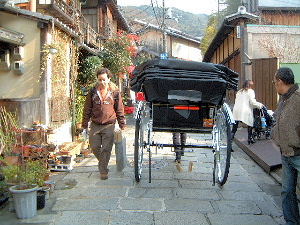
[203,1,300,110]
[0,0,130,145]
[132,19,202,61]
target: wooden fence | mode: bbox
[252,57,279,111]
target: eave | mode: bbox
[203,12,259,62]
[1,4,97,54]
[106,0,132,33]
[134,19,201,45]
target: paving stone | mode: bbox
[271,195,282,209]
[254,200,283,217]
[95,178,134,187]
[164,199,214,212]
[233,154,258,166]
[119,198,162,211]
[215,200,261,214]
[18,214,57,224]
[127,187,174,198]
[73,177,99,187]
[109,211,154,225]
[89,171,127,179]
[62,172,92,180]
[55,179,77,190]
[121,165,135,172]
[174,188,220,200]
[71,166,99,173]
[220,181,262,192]
[49,171,68,183]
[140,172,175,180]
[241,164,267,174]
[85,187,127,198]
[174,172,212,181]
[194,156,214,163]
[154,211,209,225]
[226,174,252,183]
[54,211,109,225]
[51,187,87,199]
[178,180,219,189]
[227,162,243,169]
[274,215,286,225]
[257,183,281,196]
[229,156,239,164]
[250,173,278,185]
[207,213,278,225]
[0,213,22,225]
[122,172,135,179]
[225,167,248,176]
[52,186,127,198]
[189,164,214,174]
[136,179,179,188]
[219,190,269,201]
[52,198,119,211]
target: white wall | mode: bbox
[172,42,202,62]
[246,24,300,63]
[0,12,41,99]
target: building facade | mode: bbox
[0,0,130,145]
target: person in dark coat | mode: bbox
[272,67,300,225]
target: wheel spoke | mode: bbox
[134,115,145,181]
[213,105,231,186]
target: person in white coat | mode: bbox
[231,80,263,144]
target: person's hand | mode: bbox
[259,103,264,109]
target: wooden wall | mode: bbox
[252,58,279,111]
[209,28,241,108]
[211,29,240,64]
[260,10,300,26]
[225,53,241,108]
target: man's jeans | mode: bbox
[281,155,300,225]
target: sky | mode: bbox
[117,0,219,15]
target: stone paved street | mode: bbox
[0,116,285,225]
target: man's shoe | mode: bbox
[100,173,108,180]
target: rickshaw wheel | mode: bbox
[134,117,144,182]
[213,106,231,186]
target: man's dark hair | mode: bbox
[275,67,294,85]
[96,68,112,79]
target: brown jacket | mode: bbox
[82,83,126,129]
[272,84,300,156]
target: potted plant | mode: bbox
[0,157,49,218]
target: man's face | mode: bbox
[273,76,283,94]
[97,73,110,88]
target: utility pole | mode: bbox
[161,0,167,58]
[217,0,227,28]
